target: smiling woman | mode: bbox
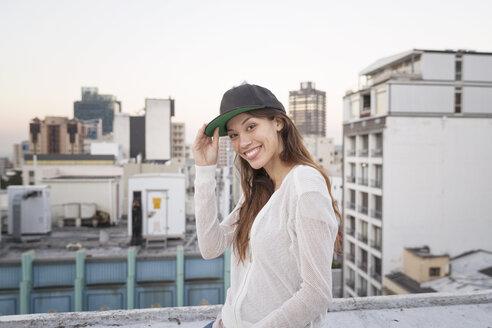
[192,84,342,328]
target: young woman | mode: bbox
[193,84,342,328]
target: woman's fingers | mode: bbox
[212,127,220,148]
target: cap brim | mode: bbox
[204,106,264,137]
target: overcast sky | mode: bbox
[1,0,491,158]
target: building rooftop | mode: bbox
[1,290,491,327]
[421,250,492,293]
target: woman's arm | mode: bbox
[194,164,241,259]
[254,191,339,327]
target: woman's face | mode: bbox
[226,112,284,171]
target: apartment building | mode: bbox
[342,49,492,297]
[28,116,85,155]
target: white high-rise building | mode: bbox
[171,122,189,159]
[341,49,492,298]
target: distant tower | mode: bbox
[289,82,326,137]
[74,87,121,135]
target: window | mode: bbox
[455,54,462,81]
[455,87,462,113]
[429,267,441,277]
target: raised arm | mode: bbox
[193,124,239,259]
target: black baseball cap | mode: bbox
[204,84,285,137]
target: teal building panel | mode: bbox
[33,262,76,288]
[184,282,224,306]
[136,259,176,282]
[86,261,127,285]
[135,285,176,308]
[0,265,22,289]
[84,287,126,311]
[30,290,74,313]
[185,257,224,280]
[0,293,19,315]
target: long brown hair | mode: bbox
[232,108,343,264]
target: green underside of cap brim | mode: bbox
[204,106,265,137]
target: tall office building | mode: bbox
[28,117,85,155]
[74,87,121,135]
[341,49,492,298]
[289,82,326,137]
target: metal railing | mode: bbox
[346,149,356,157]
[358,177,368,186]
[346,227,355,237]
[371,270,382,282]
[358,233,368,244]
[346,201,356,210]
[347,254,355,263]
[346,280,355,290]
[358,261,368,272]
[370,239,382,251]
[371,148,383,157]
[358,149,369,157]
[358,205,368,214]
[370,209,382,219]
[346,176,356,183]
[358,288,368,297]
[370,179,382,188]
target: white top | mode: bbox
[194,164,339,328]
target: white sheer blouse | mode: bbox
[194,164,339,328]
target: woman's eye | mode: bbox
[228,133,237,139]
[247,124,256,131]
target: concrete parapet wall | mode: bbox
[1,290,491,328]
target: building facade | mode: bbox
[342,49,492,298]
[74,87,121,135]
[171,122,189,159]
[28,117,85,155]
[289,82,326,137]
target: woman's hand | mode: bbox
[192,124,219,166]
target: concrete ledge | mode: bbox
[1,290,491,328]
[328,289,492,312]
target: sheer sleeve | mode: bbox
[194,165,242,260]
[253,191,338,327]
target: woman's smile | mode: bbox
[244,145,262,161]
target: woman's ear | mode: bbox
[274,116,284,131]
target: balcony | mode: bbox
[345,279,355,290]
[346,176,356,183]
[358,261,368,272]
[370,239,382,251]
[371,148,383,157]
[357,177,368,186]
[346,227,355,237]
[358,149,368,157]
[358,233,368,244]
[358,205,368,215]
[370,209,382,220]
[347,253,355,263]
[371,270,382,283]
[346,201,356,210]
[346,149,356,157]
[357,288,368,297]
[360,107,371,118]
[370,179,382,188]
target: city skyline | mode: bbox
[1,0,492,158]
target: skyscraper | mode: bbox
[289,82,326,137]
[74,87,121,135]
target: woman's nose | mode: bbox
[239,134,252,149]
